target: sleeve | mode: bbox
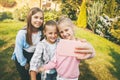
[29,42,44,72]
[15,30,27,66]
[43,52,57,70]
[42,48,50,64]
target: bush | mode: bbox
[110,21,120,45]
[0,11,13,21]
[2,19,15,23]
[0,0,16,8]
[13,6,30,21]
[44,10,61,22]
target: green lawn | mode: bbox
[0,21,120,80]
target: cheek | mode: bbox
[31,18,35,24]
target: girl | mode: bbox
[39,17,95,80]
[11,7,44,80]
[30,20,59,80]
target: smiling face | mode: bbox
[44,25,58,44]
[31,12,44,29]
[57,17,75,40]
[58,25,75,40]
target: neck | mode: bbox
[32,27,39,33]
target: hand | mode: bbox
[38,67,45,72]
[76,53,91,59]
[25,63,29,70]
[75,47,93,54]
[74,41,93,54]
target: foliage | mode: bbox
[0,11,13,21]
[86,0,120,45]
[44,10,61,22]
[103,0,119,18]
[61,0,82,20]
[87,0,104,32]
[13,5,30,21]
[0,0,16,8]
[2,19,15,23]
[95,14,120,44]
[110,20,120,44]
[77,0,87,28]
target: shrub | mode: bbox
[44,10,61,22]
[0,0,16,8]
[0,11,13,21]
[13,6,30,21]
[2,19,15,23]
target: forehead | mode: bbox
[32,12,43,17]
[58,25,72,30]
[45,25,57,31]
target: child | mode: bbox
[39,17,95,80]
[11,7,44,80]
[30,20,58,80]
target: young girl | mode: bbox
[39,17,95,80]
[11,7,44,80]
[30,20,59,80]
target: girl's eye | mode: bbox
[49,32,52,34]
[34,16,38,19]
[40,17,44,20]
[60,31,63,34]
[65,29,68,32]
[55,32,57,34]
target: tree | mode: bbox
[60,0,82,20]
[77,0,87,28]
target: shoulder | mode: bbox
[36,41,45,48]
[17,30,26,36]
[16,30,27,40]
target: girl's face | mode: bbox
[44,25,58,44]
[31,12,44,28]
[58,26,75,40]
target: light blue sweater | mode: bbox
[11,30,42,66]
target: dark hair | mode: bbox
[44,20,57,30]
[26,7,44,45]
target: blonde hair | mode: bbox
[57,16,75,30]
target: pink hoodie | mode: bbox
[43,39,95,79]
[44,54,80,78]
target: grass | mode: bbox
[75,28,120,80]
[0,21,25,80]
[0,21,120,80]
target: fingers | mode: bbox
[25,63,29,70]
[74,49,93,54]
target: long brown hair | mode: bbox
[26,7,44,45]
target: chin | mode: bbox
[50,40,56,43]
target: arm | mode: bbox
[15,30,27,66]
[29,42,44,80]
[75,39,95,59]
[30,42,44,72]
[42,53,57,71]
[30,71,37,80]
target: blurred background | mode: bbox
[0,0,120,80]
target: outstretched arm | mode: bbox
[74,39,95,59]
